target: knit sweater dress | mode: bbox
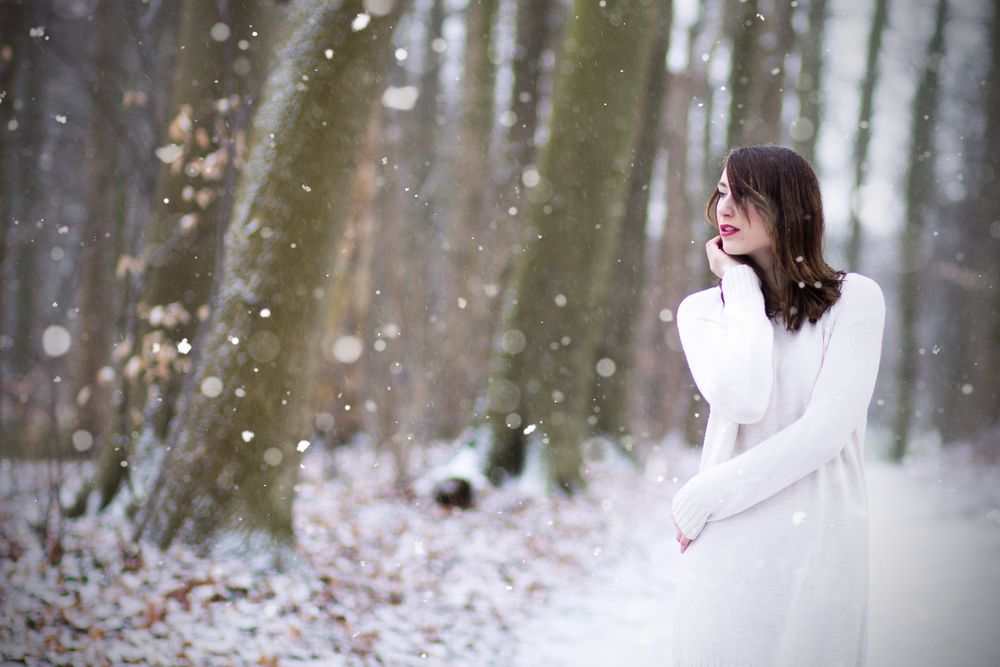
[670,264,886,667]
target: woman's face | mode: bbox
[716,169,773,260]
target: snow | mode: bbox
[2,438,998,665]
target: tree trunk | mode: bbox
[133,0,282,445]
[506,0,557,180]
[758,0,795,144]
[792,0,827,165]
[845,0,889,272]
[593,0,672,453]
[934,0,1000,448]
[725,0,764,148]
[132,0,404,550]
[981,0,1000,442]
[0,0,22,443]
[440,0,500,436]
[480,0,661,492]
[891,0,946,463]
[72,0,125,457]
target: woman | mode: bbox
[669,145,886,666]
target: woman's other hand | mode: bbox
[672,516,692,554]
[705,234,747,280]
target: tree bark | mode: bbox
[891,0,946,463]
[792,0,827,165]
[72,0,125,457]
[845,0,890,272]
[758,0,796,144]
[133,0,282,445]
[132,0,405,550]
[593,0,672,452]
[440,0,500,436]
[725,0,764,148]
[480,0,661,492]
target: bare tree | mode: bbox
[891,0,947,463]
[846,0,890,271]
[132,0,405,550]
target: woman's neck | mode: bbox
[748,249,781,292]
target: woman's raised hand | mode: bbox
[705,234,747,280]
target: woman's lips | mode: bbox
[720,226,739,237]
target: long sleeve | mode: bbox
[676,264,775,424]
[672,275,886,541]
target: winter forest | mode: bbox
[2,0,999,664]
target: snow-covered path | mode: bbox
[511,453,1000,667]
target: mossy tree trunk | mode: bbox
[132,0,404,549]
[891,0,946,463]
[480,0,661,492]
[592,0,672,451]
[133,0,282,443]
[77,0,285,512]
[845,0,889,272]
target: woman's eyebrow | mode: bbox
[717,183,727,189]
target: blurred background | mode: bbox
[0,0,997,546]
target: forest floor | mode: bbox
[1,436,999,667]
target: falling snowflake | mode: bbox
[297,440,310,453]
[42,326,71,357]
[351,13,371,31]
[177,338,192,354]
[200,376,223,398]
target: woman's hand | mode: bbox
[672,517,692,554]
[705,234,747,280]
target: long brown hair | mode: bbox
[706,145,846,332]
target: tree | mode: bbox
[758,0,796,144]
[133,0,283,443]
[470,0,662,493]
[642,0,710,441]
[891,0,947,463]
[72,0,127,465]
[934,0,1000,448]
[845,0,890,271]
[132,0,405,549]
[440,0,501,436]
[593,0,672,450]
[725,0,764,148]
[792,0,827,165]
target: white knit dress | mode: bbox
[670,264,886,667]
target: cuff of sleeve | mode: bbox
[721,264,764,305]
[671,476,709,540]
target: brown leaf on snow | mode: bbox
[138,599,165,629]
[164,577,214,610]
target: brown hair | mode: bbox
[706,145,846,332]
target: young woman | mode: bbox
[669,145,886,666]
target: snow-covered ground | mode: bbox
[510,442,1000,667]
[1,438,998,666]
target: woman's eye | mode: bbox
[717,189,728,199]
